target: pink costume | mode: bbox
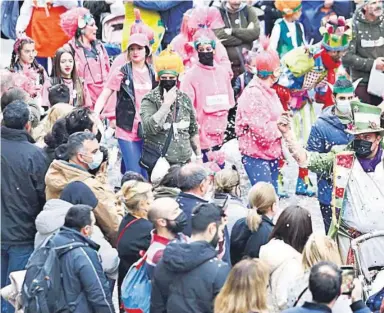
[235,78,283,160]
[180,62,235,150]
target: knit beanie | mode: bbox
[60,181,98,209]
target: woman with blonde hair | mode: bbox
[214,167,248,236]
[287,234,349,312]
[230,182,278,265]
[116,180,154,305]
[214,258,270,313]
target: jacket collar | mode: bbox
[179,191,208,202]
[59,226,100,251]
[1,126,35,143]
[302,302,332,313]
[262,215,274,226]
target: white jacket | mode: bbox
[35,199,119,279]
[259,239,304,313]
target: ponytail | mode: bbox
[246,209,263,232]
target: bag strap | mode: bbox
[293,287,309,307]
[116,218,141,247]
[160,104,179,157]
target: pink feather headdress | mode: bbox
[60,7,90,38]
[13,35,34,53]
[130,8,155,45]
[188,6,225,30]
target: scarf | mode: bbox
[316,50,341,108]
[358,146,383,173]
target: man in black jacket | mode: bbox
[1,100,49,313]
[150,203,231,313]
[51,205,115,313]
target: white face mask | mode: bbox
[204,190,214,202]
[336,100,351,115]
[87,150,103,170]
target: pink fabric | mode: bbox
[101,53,126,120]
[180,62,235,150]
[112,66,152,142]
[67,39,110,110]
[235,78,283,160]
[170,35,232,76]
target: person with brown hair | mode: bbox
[115,180,154,305]
[214,258,270,313]
[230,182,278,265]
[259,205,313,313]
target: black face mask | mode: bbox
[198,52,214,66]
[166,212,188,234]
[96,130,102,143]
[353,139,373,158]
[209,224,220,249]
[160,79,177,92]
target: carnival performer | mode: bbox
[170,7,231,74]
[276,15,353,196]
[235,37,283,191]
[270,0,305,58]
[9,36,46,103]
[121,1,164,54]
[306,76,359,233]
[180,29,234,164]
[278,101,384,264]
[95,33,156,179]
[16,0,78,68]
[140,47,201,179]
[60,7,110,109]
[41,47,92,108]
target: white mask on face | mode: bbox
[336,100,352,115]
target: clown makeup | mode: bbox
[19,43,36,65]
[128,44,146,64]
[365,0,384,17]
[60,52,74,78]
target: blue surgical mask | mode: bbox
[87,150,103,170]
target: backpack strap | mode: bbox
[294,287,309,307]
[116,218,141,247]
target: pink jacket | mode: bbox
[180,62,235,150]
[235,78,283,161]
[170,34,232,77]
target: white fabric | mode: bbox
[368,60,384,97]
[0,270,26,312]
[270,19,305,52]
[151,157,170,186]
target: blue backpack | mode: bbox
[1,1,19,40]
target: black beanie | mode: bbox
[60,181,98,209]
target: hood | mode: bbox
[35,199,72,235]
[221,1,247,13]
[355,6,384,25]
[259,239,301,273]
[247,77,276,97]
[318,106,346,131]
[45,160,92,196]
[153,186,180,199]
[51,226,99,251]
[162,241,217,273]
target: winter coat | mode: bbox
[180,62,235,150]
[306,106,354,206]
[45,160,124,244]
[140,87,199,164]
[282,301,370,313]
[225,195,248,237]
[343,8,384,84]
[260,0,282,36]
[236,77,283,161]
[214,3,260,68]
[133,1,193,48]
[153,186,180,200]
[1,127,49,245]
[150,240,231,313]
[259,239,304,313]
[34,199,119,279]
[50,227,114,313]
[309,5,336,44]
[230,215,274,265]
[233,71,254,99]
[116,213,152,291]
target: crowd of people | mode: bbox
[1,0,384,313]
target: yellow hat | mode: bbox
[154,46,184,79]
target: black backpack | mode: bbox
[22,239,86,313]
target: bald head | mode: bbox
[148,198,180,223]
[178,163,208,192]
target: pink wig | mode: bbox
[130,8,155,45]
[255,36,280,76]
[188,6,225,30]
[60,7,90,38]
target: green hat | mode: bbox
[346,101,384,136]
[333,76,354,94]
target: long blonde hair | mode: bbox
[214,168,240,194]
[302,233,342,271]
[214,259,269,313]
[246,182,277,232]
[116,180,153,216]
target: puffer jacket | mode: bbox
[343,7,384,84]
[50,227,114,313]
[259,239,304,313]
[34,199,119,279]
[150,240,231,313]
[45,160,124,244]
[306,106,354,206]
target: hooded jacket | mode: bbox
[259,239,304,313]
[45,160,124,244]
[150,241,230,313]
[50,227,114,313]
[153,186,180,200]
[214,3,260,68]
[307,106,354,205]
[34,199,119,279]
[1,126,49,245]
[343,7,384,84]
